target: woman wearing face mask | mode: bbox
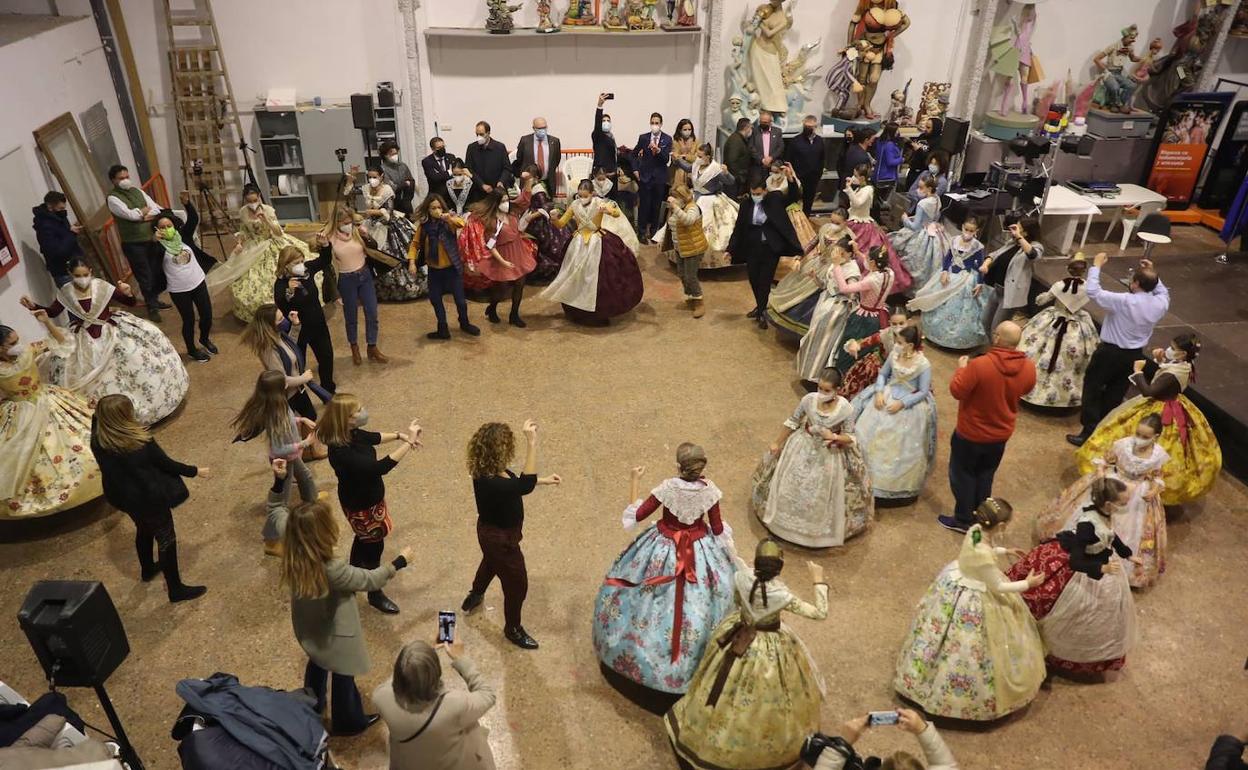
[1076,333,1220,507]
[844,163,913,295]
[241,304,330,462]
[751,367,874,548]
[348,165,424,302]
[206,184,319,323]
[795,235,861,382]
[317,392,423,615]
[314,208,387,365]
[21,257,188,426]
[274,246,335,394]
[903,116,944,190]
[888,174,948,289]
[669,118,698,190]
[515,164,572,284]
[154,214,215,362]
[1037,415,1168,588]
[1020,254,1097,408]
[541,179,644,325]
[838,308,919,401]
[849,325,937,500]
[907,149,950,209]
[906,217,990,350]
[0,315,102,519]
[766,161,818,257]
[379,141,417,216]
[458,190,540,327]
[445,160,475,217]
[829,246,895,374]
[1007,477,1140,674]
[409,193,480,340]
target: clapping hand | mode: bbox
[407,420,423,445]
[1093,251,1109,268]
[296,416,317,431]
[631,465,645,480]
[1133,359,1147,374]
[807,559,825,584]
[523,419,538,439]
[197,467,212,479]
[288,311,300,325]
[19,296,36,311]
[399,545,414,563]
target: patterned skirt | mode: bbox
[911,275,993,351]
[561,230,644,323]
[795,297,856,382]
[848,220,912,295]
[1020,307,1098,407]
[592,522,737,693]
[524,216,573,284]
[889,225,947,291]
[750,436,874,549]
[375,216,426,301]
[1,386,103,519]
[850,388,937,499]
[838,349,886,402]
[832,311,887,374]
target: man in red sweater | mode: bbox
[938,321,1037,533]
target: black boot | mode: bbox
[160,540,207,603]
[367,590,400,614]
[485,303,501,323]
[426,323,451,340]
[509,309,527,328]
[459,319,481,336]
[135,533,161,582]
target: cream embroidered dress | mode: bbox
[206,204,317,323]
[1021,277,1099,407]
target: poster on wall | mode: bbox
[0,207,17,279]
[1144,92,1233,209]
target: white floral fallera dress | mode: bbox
[1020,277,1099,407]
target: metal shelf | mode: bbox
[424,26,702,40]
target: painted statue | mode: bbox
[536,0,560,32]
[782,40,823,117]
[563,0,600,26]
[603,0,628,30]
[914,81,951,130]
[750,0,795,115]
[485,0,522,33]
[1091,24,1142,114]
[886,81,913,125]
[989,2,1044,116]
[1135,4,1221,114]
[847,0,911,120]
[824,41,868,120]
[626,0,657,29]
[669,0,699,28]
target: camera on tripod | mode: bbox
[334,148,348,163]
[191,158,204,177]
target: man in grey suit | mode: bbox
[515,116,562,193]
[749,110,786,169]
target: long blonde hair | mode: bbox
[276,246,306,278]
[93,394,150,453]
[241,304,283,363]
[280,500,339,599]
[231,371,296,444]
[466,422,515,479]
[316,393,362,447]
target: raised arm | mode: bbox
[833,262,875,295]
[784,580,829,620]
[1085,265,1127,312]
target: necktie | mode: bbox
[537,139,546,176]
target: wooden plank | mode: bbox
[105,0,160,176]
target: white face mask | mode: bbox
[5,343,21,358]
[1163,346,1179,362]
[291,263,307,276]
[117,178,134,190]
[368,177,381,188]
[889,323,904,335]
[386,153,399,163]
[1133,435,1154,449]
[338,224,353,234]
[476,134,488,146]
[601,120,612,132]
[928,164,940,175]
[499,200,510,213]
[681,129,693,137]
[751,193,765,203]
[651,124,662,134]
[815,389,838,403]
[247,201,261,211]
[72,276,91,289]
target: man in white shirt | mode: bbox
[106,164,184,321]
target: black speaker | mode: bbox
[940,117,971,155]
[351,93,375,129]
[18,581,129,687]
[376,81,395,108]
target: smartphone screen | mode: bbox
[437,610,456,644]
[867,710,899,726]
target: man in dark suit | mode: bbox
[785,114,826,215]
[421,136,456,196]
[749,110,785,170]
[728,169,802,329]
[464,121,513,204]
[515,116,562,194]
[592,93,623,198]
[722,118,753,195]
[632,111,672,240]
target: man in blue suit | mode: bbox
[632,112,672,241]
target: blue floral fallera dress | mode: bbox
[851,350,937,499]
[907,235,993,350]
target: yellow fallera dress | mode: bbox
[206,204,317,323]
[665,569,826,770]
[1,341,102,518]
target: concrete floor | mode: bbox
[1,232,1246,770]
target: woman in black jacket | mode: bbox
[90,394,209,602]
[274,245,335,394]
[316,392,422,614]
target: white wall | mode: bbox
[0,15,137,341]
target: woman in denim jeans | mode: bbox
[315,209,387,366]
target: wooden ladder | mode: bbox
[161,0,247,231]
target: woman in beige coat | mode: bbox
[273,459,412,736]
[373,639,498,769]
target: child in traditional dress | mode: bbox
[458,190,540,327]
[1020,255,1097,407]
[767,160,817,254]
[796,236,861,383]
[907,216,991,350]
[888,175,947,289]
[845,163,913,295]
[830,246,895,373]
[445,160,474,216]
[838,308,921,401]
[771,209,856,337]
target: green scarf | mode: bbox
[157,228,185,257]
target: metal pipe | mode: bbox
[87,0,150,179]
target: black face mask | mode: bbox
[54,208,68,218]
[760,123,772,132]
[434,147,446,157]
[802,126,815,136]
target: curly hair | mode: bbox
[467,422,516,479]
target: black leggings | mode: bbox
[298,327,335,394]
[168,282,212,351]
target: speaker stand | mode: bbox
[94,683,145,770]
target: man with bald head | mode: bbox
[516,116,562,194]
[939,320,1037,533]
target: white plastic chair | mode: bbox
[1111,200,1165,251]
[558,156,593,198]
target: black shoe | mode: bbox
[367,591,400,615]
[461,591,484,612]
[168,584,208,603]
[200,339,218,355]
[509,312,527,328]
[746,307,761,319]
[936,515,970,534]
[1065,433,1089,447]
[459,321,481,337]
[154,300,173,310]
[189,348,211,363]
[485,304,501,324]
[140,562,162,582]
[756,314,769,330]
[426,324,451,340]
[505,625,539,650]
[331,714,380,737]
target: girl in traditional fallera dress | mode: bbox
[838,308,919,401]
[1076,334,1221,506]
[665,540,827,770]
[0,318,102,519]
[752,367,874,548]
[208,184,317,323]
[796,236,861,383]
[1021,255,1097,408]
[844,163,913,295]
[894,499,1047,721]
[851,326,937,500]
[830,246,895,373]
[769,210,856,336]
[889,174,948,289]
[514,165,571,284]
[24,259,188,426]
[351,166,424,302]
[459,190,539,328]
[1036,415,1168,588]
[1007,477,1140,674]
[767,161,818,254]
[541,180,644,325]
[686,144,739,269]
[592,445,738,694]
[907,216,992,350]
[445,160,474,217]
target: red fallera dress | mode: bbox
[458,214,537,283]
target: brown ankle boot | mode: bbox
[367,345,388,363]
[691,298,705,318]
[350,344,363,366]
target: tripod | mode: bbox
[238,140,262,199]
[194,170,231,259]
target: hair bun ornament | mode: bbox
[754,538,784,562]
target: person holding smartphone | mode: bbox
[461,419,561,650]
[805,709,960,770]
[373,638,498,770]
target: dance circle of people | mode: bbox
[2,100,1227,769]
